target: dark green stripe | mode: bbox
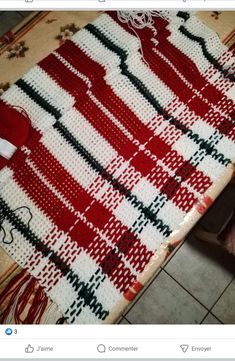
[0,196,70,273]
[16,79,62,120]
[177,11,190,22]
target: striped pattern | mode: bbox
[0,12,234,324]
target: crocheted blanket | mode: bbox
[0,12,234,324]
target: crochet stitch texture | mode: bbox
[0,12,234,324]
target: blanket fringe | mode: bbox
[0,269,48,324]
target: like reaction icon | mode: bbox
[5,328,13,336]
[25,344,34,353]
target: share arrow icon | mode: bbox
[180,344,189,353]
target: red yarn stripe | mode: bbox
[29,142,94,214]
[39,53,88,99]
[57,39,106,81]
[13,161,77,232]
[77,98,139,159]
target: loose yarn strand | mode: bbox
[117,11,169,67]
[117,11,169,32]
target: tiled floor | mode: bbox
[119,184,235,324]
[0,11,32,37]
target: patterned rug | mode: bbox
[0,11,234,324]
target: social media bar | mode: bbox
[1,325,235,359]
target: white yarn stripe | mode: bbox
[72,28,123,72]
[24,65,75,113]
[92,13,140,54]
[59,108,118,167]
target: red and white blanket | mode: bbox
[0,12,234,324]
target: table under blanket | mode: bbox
[0,11,234,324]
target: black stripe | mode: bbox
[86,23,128,64]
[16,79,62,120]
[177,11,190,22]
[179,25,235,82]
[0,197,109,321]
[54,120,171,237]
[86,23,231,166]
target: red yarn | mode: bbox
[0,269,48,324]
[0,101,31,170]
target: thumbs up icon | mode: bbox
[25,344,34,353]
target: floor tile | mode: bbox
[212,279,235,324]
[119,267,162,317]
[165,235,234,309]
[202,313,222,324]
[125,270,207,324]
[0,11,23,36]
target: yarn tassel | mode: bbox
[0,269,48,324]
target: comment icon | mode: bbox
[97,344,106,353]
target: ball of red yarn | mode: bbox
[0,101,31,170]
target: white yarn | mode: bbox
[116,11,171,67]
[117,11,169,34]
[116,11,158,67]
